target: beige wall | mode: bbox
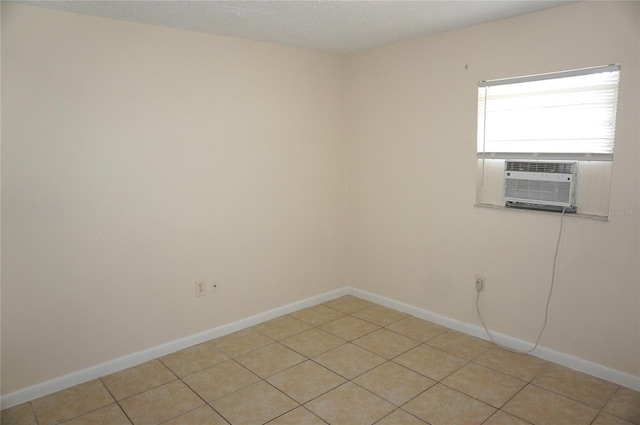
[1,3,347,394]
[2,0,639,397]
[347,1,640,376]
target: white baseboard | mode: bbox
[2,285,638,409]
[0,287,349,409]
[347,286,640,392]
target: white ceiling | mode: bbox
[27,0,572,55]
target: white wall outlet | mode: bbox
[475,275,485,292]
[195,281,206,297]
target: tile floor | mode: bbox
[2,295,640,425]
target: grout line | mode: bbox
[526,379,615,412]
[113,403,134,425]
[590,384,622,424]
[29,401,41,425]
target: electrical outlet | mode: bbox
[209,281,220,293]
[475,275,485,292]
[195,281,206,297]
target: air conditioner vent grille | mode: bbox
[505,179,572,204]
[505,161,575,174]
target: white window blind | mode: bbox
[477,65,620,161]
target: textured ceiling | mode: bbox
[27,1,572,55]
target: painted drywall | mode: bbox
[347,1,640,377]
[0,2,3,398]
[1,3,347,394]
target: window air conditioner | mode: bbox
[504,161,578,213]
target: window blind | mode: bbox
[477,65,620,161]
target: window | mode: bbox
[475,65,621,218]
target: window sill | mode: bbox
[474,203,609,221]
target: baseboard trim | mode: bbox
[2,285,638,409]
[347,286,640,392]
[0,287,349,409]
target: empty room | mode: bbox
[1,1,639,424]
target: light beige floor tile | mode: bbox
[320,315,380,341]
[323,295,373,314]
[354,328,419,359]
[353,362,435,406]
[267,360,346,403]
[305,382,395,425]
[533,363,618,408]
[102,360,176,400]
[593,412,637,425]
[212,381,298,425]
[426,330,492,360]
[375,409,430,425]
[280,328,345,357]
[474,347,549,382]
[32,380,114,425]
[503,384,597,425]
[394,344,466,381]
[182,359,260,403]
[1,403,37,425]
[159,341,229,377]
[213,328,274,358]
[61,404,131,425]
[289,305,345,326]
[265,406,327,425]
[352,305,407,327]
[253,316,312,340]
[119,380,204,425]
[11,300,630,425]
[162,406,229,425]
[235,343,305,378]
[403,384,495,425]
[442,363,525,408]
[386,316,447,342]
[604,387,640,425]
[482,411,531,425]
[314,343,386,379]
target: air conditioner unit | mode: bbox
[504,161,578,213]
